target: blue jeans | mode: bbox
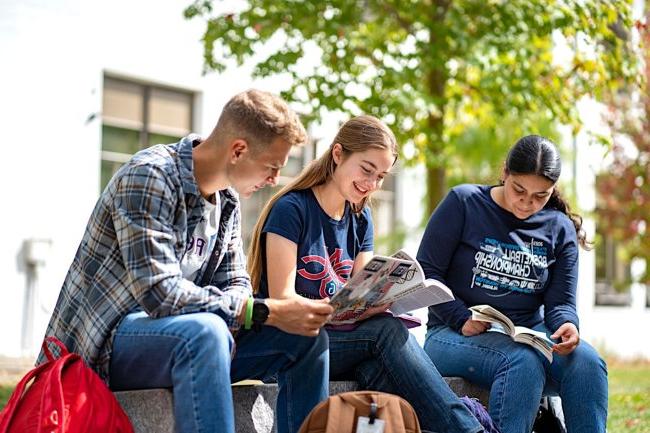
[327,315,483,433]
[109,311,329,433]
[424,324,608,433]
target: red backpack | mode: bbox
[0,337,134,433]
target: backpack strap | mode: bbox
[377,393,408,433]
[0,361,52,432]
[42,337,70,361]
[325,394,357,433]
[0,338,74,432]
[340,392,408,433]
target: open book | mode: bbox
[469,304,555,363]
[328,250,454,325]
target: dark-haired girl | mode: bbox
[417,135,607,433]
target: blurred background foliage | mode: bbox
[596,13,650,284]
[186,0,638,218]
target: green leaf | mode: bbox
[186,0,640,216]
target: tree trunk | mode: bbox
[424,0,451,220]
[426,164,446,218]
[425,69,447,218]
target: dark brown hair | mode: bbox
[505,135,591,250]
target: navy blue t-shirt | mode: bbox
[261,189,374,299]
[416,184,579,333]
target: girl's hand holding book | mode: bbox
[461,318,491,336]
[550,322,580,355]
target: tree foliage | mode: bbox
[596,15,649,284]
[185,0,637,215]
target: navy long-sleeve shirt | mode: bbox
[416,184,579,333]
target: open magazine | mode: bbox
[469,304,555,363]
[328,250,454,326]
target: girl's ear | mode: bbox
[331,143,344,165]
[500,164,509,185]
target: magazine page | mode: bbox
[390,249,427,283]
[390,279,454,315]
[328,255,413,324]
[391,249,415,261]
[329,252,455,324]
[374,260,425,304]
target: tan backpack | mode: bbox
[298,391,421,433]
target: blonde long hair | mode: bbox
[247,115,398,293]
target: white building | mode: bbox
[0,0,647,360]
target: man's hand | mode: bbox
[461,319,490,336]
[551,322,580,355]
[265,296,333,337]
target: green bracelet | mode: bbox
[244,297,254,330]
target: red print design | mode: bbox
[298,248,354,298]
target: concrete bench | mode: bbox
[114,378,490,433]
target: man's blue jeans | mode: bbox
[109,311,329,433]
[327,315,483,433]
[425,323,608,433]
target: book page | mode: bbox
[486,322,509,335]
[469,305,516,335]
[513,326,553,345]
[469,306,554,363]
[514,332,554,363]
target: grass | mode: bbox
[608,360,650,433]
[0,385,13,409]
[0,361,648,432]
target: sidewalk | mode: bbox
[0,356,32,385]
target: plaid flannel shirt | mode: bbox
[38,135,251,381]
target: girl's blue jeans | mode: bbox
[424,323,607,433]
[327,315,484,433]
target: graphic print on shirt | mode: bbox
[180,195,220,281]
[297,247,354,298]
[186,232,212,257]
[471,236,549,295]
[180,224,218,279]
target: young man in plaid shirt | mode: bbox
[40,89,333,433]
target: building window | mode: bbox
[101,75,194,190]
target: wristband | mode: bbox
[244,296,254,330]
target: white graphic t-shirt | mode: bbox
[180,194,221,282]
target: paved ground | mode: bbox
[0,356,33,385]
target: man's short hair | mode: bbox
[215,89,307,152]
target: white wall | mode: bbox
[0,0,261,357]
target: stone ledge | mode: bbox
[114,378,490,433]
